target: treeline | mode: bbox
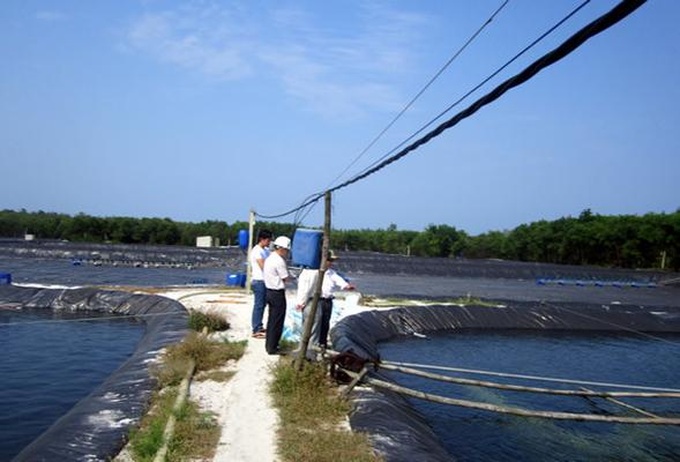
[333,210,679,270]
[0,209,292,248]
[1,209,678,270]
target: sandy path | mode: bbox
[166,289,281,462]
[155,288,364,462]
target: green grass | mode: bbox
[154,332,246,387]
[188,309,230,332]
[127,333,246,460]
[129,389,177,461]
[270,360,381,462]
[129,388,221,462]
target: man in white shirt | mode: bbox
[263,236,294,355]
[249,229,272,338]
[296,250,355,348]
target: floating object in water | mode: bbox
[0,272,11,284]
[536,278,657,289]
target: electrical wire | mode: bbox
[255,1,511,224]
[325,0,511,191]
[350,0,592,183]
[254,0,646,222]
[325,0,645,197]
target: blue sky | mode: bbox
[1,1,678,235]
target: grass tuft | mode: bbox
[129,389,177,461]
[188,309,230,332]
[155,332,245,387]
[127,332,245,461]
[271,360,381,462]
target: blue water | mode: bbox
[1,257,229,286]
[2,252,679,460]
[0,308,144,461]
[380,331,680,461]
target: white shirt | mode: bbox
[249,244,270,281]
[296,269,318,306]
[322,268,350,298]
[296,267,350,305]
[263,251,289,290]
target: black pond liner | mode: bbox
[0,285,188,462]
[331,301,680,462]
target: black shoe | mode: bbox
[268,348,288,356]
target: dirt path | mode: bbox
[168,290,280,462]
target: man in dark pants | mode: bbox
[296,250,355,348]
[263,236,293,355]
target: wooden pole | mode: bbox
[295,191,331,370]
[343,366,369,397]
[580,387,661,418]
[350,373,680,426]
[383,360,680,394]
[380,363,680,398]
[245,209,255,292]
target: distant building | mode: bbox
[196,236,220,248]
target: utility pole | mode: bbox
[295,191,331,370]
[246,209,255,292]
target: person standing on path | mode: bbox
[263,236,294,355]
[296,250,355,348]
[249,229,272,339]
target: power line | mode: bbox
[326,0,646,197]
[256,191,324,220]
[352,0,592,181]
[256,1,511,224]
[325,0,511,191]
[256,0,646,221]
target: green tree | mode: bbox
[410,224,465,258]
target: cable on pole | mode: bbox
[351,0,592,180]
[326,0,511,191]
[326,0,646,196]
[255,0,646,221]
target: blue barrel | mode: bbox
[0,272,11,284]
[238,229,249,250]
[226,273,247,287]
[291,229,323,269]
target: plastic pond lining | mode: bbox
[330,301,680,462]
[0,285,188,461]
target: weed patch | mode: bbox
[155,333,245,387]
[271,360,380,462]
[127,333,245,460]
[188,310,230,332]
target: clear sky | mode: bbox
[1,1,678,235]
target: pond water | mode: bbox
[379,330,680,461]
[0,308,144,460]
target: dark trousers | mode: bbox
[265,289,287,354]
[317,297,333,347]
